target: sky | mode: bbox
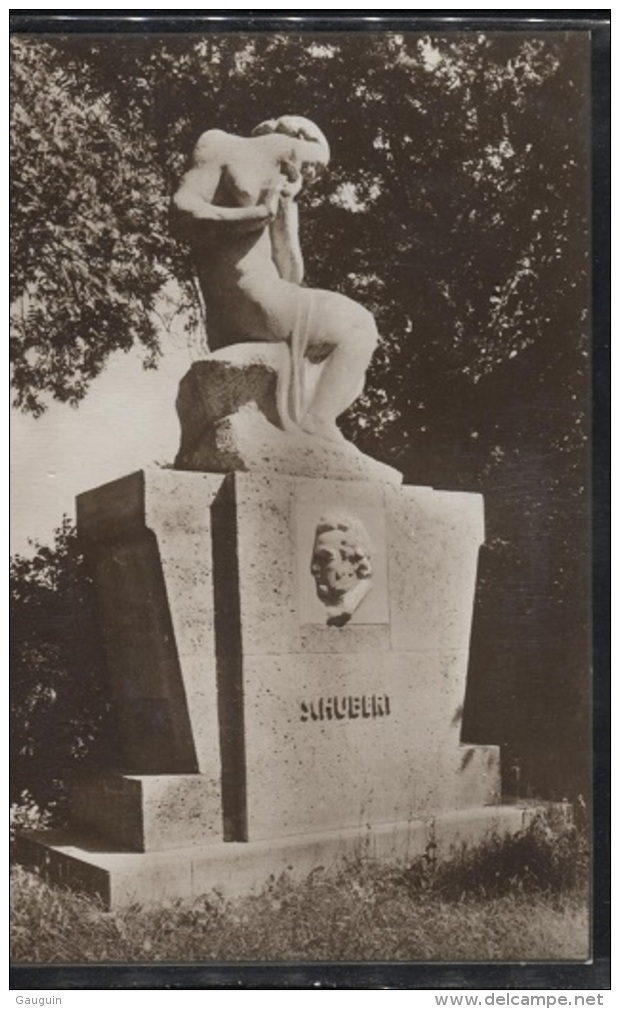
[10,324,197,556]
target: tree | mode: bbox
[11,32,588,426]
[9,37,194,415]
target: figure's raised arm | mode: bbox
[172,130,273,232]
[270,196,304,284]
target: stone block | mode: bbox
[77,469,226,777]
[16,805,535,910]
[73,468,494,858]
[239,652,499,840]
[71,774,221,852]
[174,346,402,485]
[208,471,489,841]
[428,806,527,859]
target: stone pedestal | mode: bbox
[17,467,516,908]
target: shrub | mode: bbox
[398,808,589,902]
[10,518,114,817]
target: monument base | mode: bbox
[45,468,515,911]
[15,805,538,911]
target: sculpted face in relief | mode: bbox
[310,514,373,626]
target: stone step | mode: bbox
[15,804,537,910]
[70,773,222,852]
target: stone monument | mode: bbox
[18,118,530,908]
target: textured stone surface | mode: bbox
[230,473,393,655]
[16,804,534,909]
[241,653,499,839]
[71,774,221,852]
[385,484,485,653]
[208,472,493,840]
[174,346,402,485]
[75,469,491,847]
[77,469,226,777]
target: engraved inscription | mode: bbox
[310,513,373,626]
[300,694,391,722]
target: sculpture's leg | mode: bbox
[301,295,378,443]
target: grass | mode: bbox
[11,814,589,964]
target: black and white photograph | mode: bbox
[10,20,602,983]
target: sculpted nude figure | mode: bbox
[172,116,379,444]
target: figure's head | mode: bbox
[252,115,330,178]
[310,514,373,607]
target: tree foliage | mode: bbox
[10,32,588,428]
[10,520,114,810]
[10,37,192,415]
[10,31,591,800]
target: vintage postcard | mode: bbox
[9,16,607,990]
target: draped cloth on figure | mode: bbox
[275,289,323,434]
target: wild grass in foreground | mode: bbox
[11,815,589,964]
